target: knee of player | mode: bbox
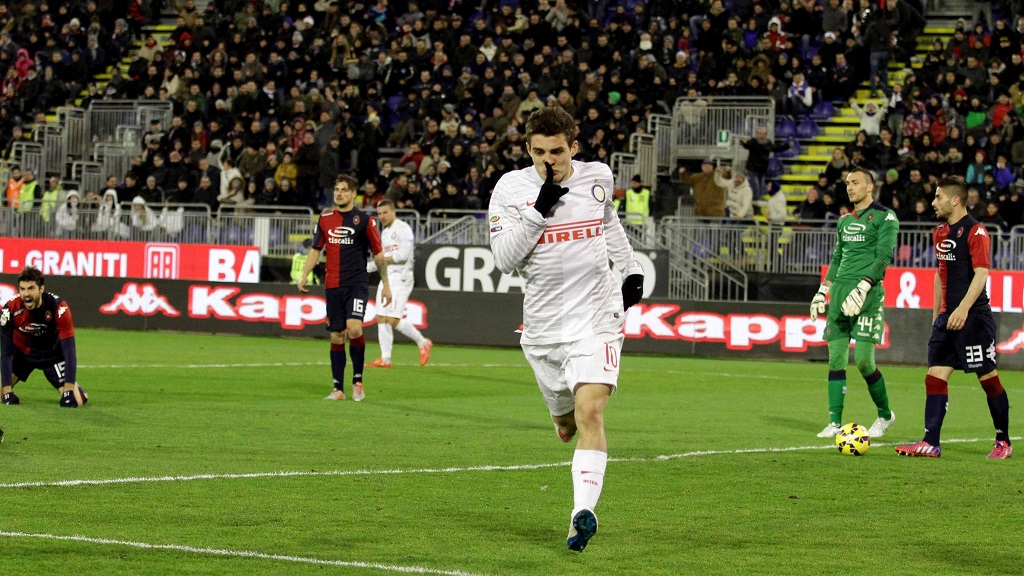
[854,358,876,376]
[347,326,364,340]
[572,401,605,427]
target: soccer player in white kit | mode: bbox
[488,107,645,552]
[367,200,433,367]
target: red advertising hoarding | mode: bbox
[822,266,1024,312]
[4,275,1024,367]
[0,238,261,283]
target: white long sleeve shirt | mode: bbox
[488,160,643,345]
[369,217,415,284]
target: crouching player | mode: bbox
[1,266,88,407]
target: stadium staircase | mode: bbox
[774,14,972,213]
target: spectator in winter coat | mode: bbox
[755,184,790,226]
[797,187,828,221]
[679,161,726,218]
[741,127,790,199]
[850,98,887,138]
[715,167,754,221]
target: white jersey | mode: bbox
[488,160,642,345]
[377,218,415,284]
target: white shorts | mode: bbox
[375,278,412,319]
[522,331,624,417]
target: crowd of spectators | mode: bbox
[787,9,1024,232]
[3,0,1024,237]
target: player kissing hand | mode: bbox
[533,161,570,217]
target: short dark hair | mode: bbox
[525,106,578,147]
[335,173,358,191]
[18,266,44,287]
[937,175,968,204]
[849,167,875,185]
[376,199,395,210]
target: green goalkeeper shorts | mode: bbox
[824,278,886,344]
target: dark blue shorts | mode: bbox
[325,284,369,332]
[12,353,67,388]
[928,311,998,373]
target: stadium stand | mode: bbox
[3,0,1024,297]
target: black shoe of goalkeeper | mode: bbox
[2,392,19,405]
[59,386,88,408]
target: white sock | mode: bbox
[571,449,607,516]
[378,323,394,362]
[396,319,426,347]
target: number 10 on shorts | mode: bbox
[605,342,619,371]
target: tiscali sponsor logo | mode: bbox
[842,221,866,242]
[327,226,356,244]
[936,239,956,261]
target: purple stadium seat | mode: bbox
[775,138,801,158]
[796,118,820,138]
[776,117,796,139]
[811,101,835,121]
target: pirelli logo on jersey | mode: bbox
[538,219,603,245]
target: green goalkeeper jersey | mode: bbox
[824,202,899,284]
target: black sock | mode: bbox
[981,376,1010,443]
[988,392,1010,443]
[923,395,948,446]
[350,336,365,385]
[330,343,346,392]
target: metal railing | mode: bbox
[670,96,774,165]
[422,209,489,244]
[214,205,315,257]
[659,216,749,301]
[8,200,1024,298]
[84,100,173,147]
[0,202,213,243]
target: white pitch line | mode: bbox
[2,436,1016,490]
[0,531,491,576]
[76,361,1013,392]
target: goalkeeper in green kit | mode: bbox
[810,168,897,439]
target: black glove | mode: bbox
[621,274,644,310]
[533,161,570,217]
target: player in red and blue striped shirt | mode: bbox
[1,266,88,407]
[298,174,391,402]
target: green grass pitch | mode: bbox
[0,328,1020,575]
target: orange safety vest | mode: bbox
[5,177,24,208]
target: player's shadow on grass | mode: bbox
[773,415,826,434]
